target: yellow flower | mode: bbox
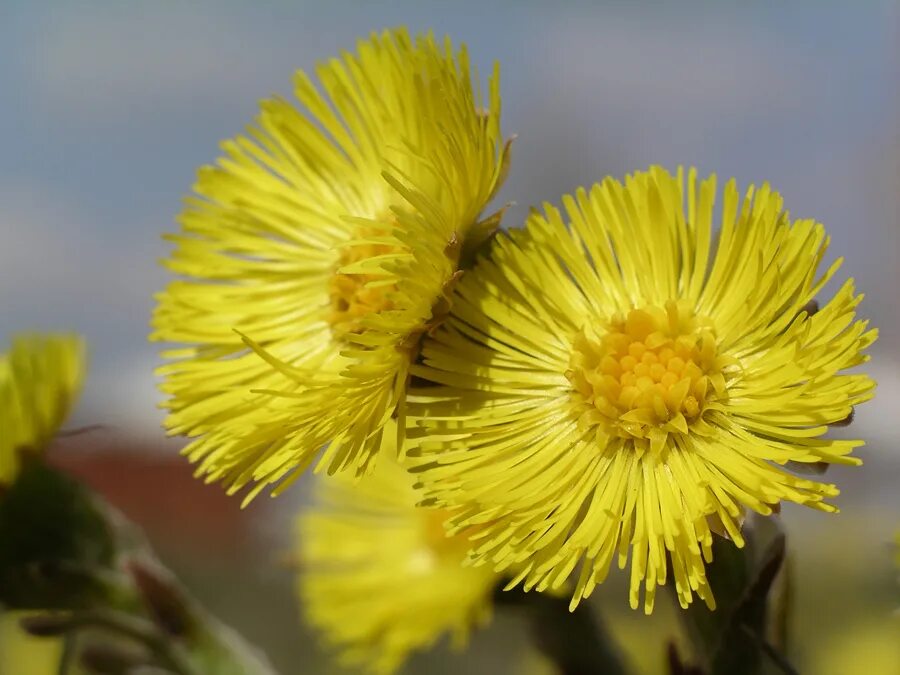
[408,166,877,613]
[296,455,497,674]
[0,334,85,486]
[151,28,507,501]
[0,612,63,675]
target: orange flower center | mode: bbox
[328,233,402,337]
[567,301,730,450]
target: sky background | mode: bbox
[1,2,897,441]
[0,3,898,673]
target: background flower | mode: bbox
[0,612,63,674]
[151,28,507,501]
[408,166,877,613]
[0,334,85,486]
[297,455,497,674]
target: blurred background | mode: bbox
[0,2,897,673]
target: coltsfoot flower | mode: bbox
[0,334,85,486]
[408,166,877,613]
[297,455,497,673]
[151,29,508,500]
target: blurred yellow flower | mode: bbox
[152,28,507,502]
[409,166,877,613]
[0,334,85,486]
[0,612,62,674]
[810,618,900,675]
[297,455,497,674]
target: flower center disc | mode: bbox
[328,236,400,337]
[567,301,729,451]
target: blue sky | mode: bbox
[0,2,897,450]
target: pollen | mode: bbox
[567,300,730,453]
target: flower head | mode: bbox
[297,455,496,673]
[151,28,507,501]
[0,334,85,486]
[408,166,877,613]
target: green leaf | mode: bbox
[0,461,116,609]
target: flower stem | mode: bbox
[496,585,628,675]
[3,462,279,675]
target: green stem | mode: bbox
[497,585,628,675]
[738,625,799,675]
[25,609,198,675]
[4,462,279,675]
[676,517,793,675]
[57,632,78,675]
